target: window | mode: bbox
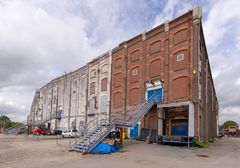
[101,78,108,91]
[177,53,184,61]
[101,64,108,74]
[100,95,108,113]
[90,82,95,95]
[90,70,96,78]
[89,98,95,114]
[130,67,140,83]
[132,69,138,76]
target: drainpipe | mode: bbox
[68,76,72,129]
[55,86,59,129]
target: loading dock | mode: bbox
[157,101,194,145]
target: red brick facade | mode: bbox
[110,8,218,141]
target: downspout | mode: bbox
[68,76,72,129]
[85,66,89,127]
[55,86,59,129]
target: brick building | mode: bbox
[28,7,218,143]
[110,7,218,142]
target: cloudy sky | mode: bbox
[0,0,239,125]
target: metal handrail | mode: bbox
[114,94,156,126]
[71,93,162,153]
[3,120,27,134]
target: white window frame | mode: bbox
[177,53,184,61]
[132,69,138,76]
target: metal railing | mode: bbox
[3,121,27,135]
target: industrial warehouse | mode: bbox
[26,7,218,153]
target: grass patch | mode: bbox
[194,141,209,148]
[118,149,128,153]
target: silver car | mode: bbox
[62,129,78,138]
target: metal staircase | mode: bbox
[70,94,160,154]
[3,121,27,135]
[70,117,115,153]
[4,112,61,135]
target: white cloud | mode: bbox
[152,0,195,28]
[201,0,240,124]
[203,0,240,47]
[0,0,105,121]
[0,0,148,121]
[152,0,180,27]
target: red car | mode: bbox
[32,127,49,135]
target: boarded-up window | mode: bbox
[115,58,122,68]
[113,92,122,108]
[130,50,140,62]
[114,73,123,87]
[149,59,161,78]
[130,67,140,83]
[173,77,188,99]
[89,98,95,114]
[90,82,95,95]
[174,29,188,45]
[101,78,108,91]
[129,88,140,105]
[100,95,108,113]
[150,41,161,54]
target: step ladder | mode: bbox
[70,94,160,154]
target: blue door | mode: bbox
[147,88,162,103]
[130,123,139,139]
[147,90,155,102]
[171,119,188,136]
[154,88,162,103]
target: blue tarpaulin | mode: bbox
[91,142,120,154]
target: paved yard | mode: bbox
[0,134,239,168]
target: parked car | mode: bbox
[51,127,67,135]
[32,127,49,135]
[62,129,79,138]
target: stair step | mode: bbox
[69,148,83,152]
